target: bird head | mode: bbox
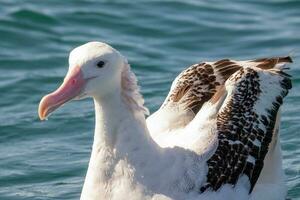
[38,41,125,120]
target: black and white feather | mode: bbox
[147,56,292,197]
[200,66,291,194]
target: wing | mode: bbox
[162,56,292,114]
[199,62,292,194]
[147,57,292,144]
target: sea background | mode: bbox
[0,0,299,199]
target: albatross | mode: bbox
[38,42,292,200]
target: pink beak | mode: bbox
[38,66,85,120]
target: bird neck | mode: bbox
[81,88,161,199]
[92,89,151,149]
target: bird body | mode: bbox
[38,42,292,200]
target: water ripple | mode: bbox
[0,0,299,199]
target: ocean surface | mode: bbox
[0,0,299,199]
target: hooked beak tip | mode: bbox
[38,95,50,120]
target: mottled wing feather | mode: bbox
[161,56,292,115]
[200,64,292,193]
[162,60,242,114]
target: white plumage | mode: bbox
[38,42,292,200]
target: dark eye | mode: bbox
[97,61,105,68]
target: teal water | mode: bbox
[0,0,299,199]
